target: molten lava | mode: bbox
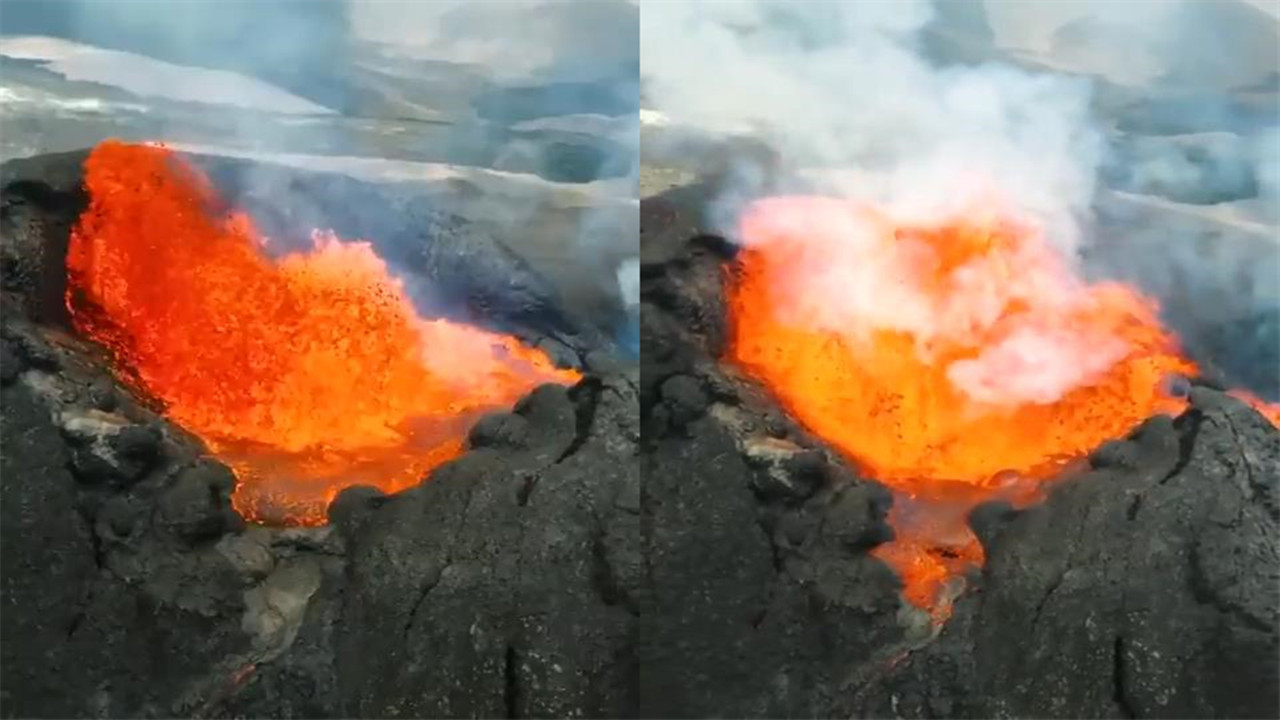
[1230,389,1280,427]
[66,140,580,525]
[726,194,1261,621]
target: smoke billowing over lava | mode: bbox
[644,0,1280,622]
[726,195,1278,619]
[66,140,580,525]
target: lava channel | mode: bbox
[726,194,1278,622]
[66,140,581,526]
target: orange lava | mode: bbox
[1229,389,1280,427]
[66,140,580,525]
[726,195,1208,621]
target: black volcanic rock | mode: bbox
[0,381,99,717]
[1,375,254,719]
[332,377,638,718]
[156,461,238,545]
[658,374,709,429]
[854,392,1279,719]
[639,412,905,718]
[467,411,531,450]
[1,311,636,720]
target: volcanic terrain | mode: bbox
[0,145,639,718]
[637,180,1279,719]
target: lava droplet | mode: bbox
[66,140,580,525]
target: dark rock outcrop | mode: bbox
[638,185,912,718]
[1,354,259,719]
[331,377,638,718]
[854,391,1279,719]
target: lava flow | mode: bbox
[66,140,580,525]
[726,195,1277,622]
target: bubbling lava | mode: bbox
[66,141,580,525]
[726,195,1277,622]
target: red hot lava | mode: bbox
[66,140,580,525]
[726,195,1278,622]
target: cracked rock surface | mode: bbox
[855,390,1280,719]
[333,377,639,718]
[638,183,1280,719]
[638,186,911,718]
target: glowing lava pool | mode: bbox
[66,141,580,526]
[725,195,1276,621]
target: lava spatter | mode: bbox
[66,140,580,525]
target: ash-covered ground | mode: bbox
[0,150,639,718]
[638,183,1279,718]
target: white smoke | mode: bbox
[641,0,1104,255]
[641,0,1134,407]
[617,257,639,310]
[948,326,1131,405]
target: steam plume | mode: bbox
[642,0,1279,403]
[641,0,1103,252]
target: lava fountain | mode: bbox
[726,195,1277,622]
[66,141,580,525]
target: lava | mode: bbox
[1229,389,1280,427]
[66,140,580,525]
[725,194,1277,622]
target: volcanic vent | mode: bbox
[65,141,579,525]
[725,194,1277,620]
[1,144,638,717]
[638,181,1279,718]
